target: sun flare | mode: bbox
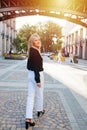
[16,15,66,30]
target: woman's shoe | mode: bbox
[37,110,45,117]
[25,121,35,129]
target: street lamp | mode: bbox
[1,32,4,39]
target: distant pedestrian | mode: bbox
[69,52,74,63]
[25,33,45,129]
[9,48,12,55]
[58,50,62,64]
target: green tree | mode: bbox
[12,24,37,52]
[36,20,62,52]
[12,35,21,51]
[13,20,62,53]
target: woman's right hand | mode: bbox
[37,83,41,87]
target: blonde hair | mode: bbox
[28,33,40,47]
[27,33,40,56]
[28,33,40,49]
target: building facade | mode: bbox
[0,19,16,56]
[63,22,87,60]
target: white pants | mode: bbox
[26,70,44,119]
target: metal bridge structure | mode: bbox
[0,0,87,27]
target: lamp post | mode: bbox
[6,34,9,53]
[1,32,5,55]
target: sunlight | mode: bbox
[16,15,66,30]
[44,62,87,99]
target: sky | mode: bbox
[16,15,67,30]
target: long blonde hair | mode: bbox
[27,33,40,56]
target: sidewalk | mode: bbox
[64,57,87,71]
[0,57,87,130]
[65,57,87,65]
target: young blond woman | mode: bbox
[25,33,45,129]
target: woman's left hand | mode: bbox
[37,83,41,87]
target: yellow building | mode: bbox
[0,18,17,56]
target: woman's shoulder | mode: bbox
[30,47,36,52]
[30,47,39,55]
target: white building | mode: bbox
[0,18,17,56]
[63,21,87,60]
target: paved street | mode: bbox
[0,56,87,130]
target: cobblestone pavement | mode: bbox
[0,57,87,130]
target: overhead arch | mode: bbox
[0,0,87,27]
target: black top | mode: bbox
[27,47,43,83]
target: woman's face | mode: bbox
[32,36,41,49]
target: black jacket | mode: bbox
[27,47,43,83]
